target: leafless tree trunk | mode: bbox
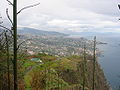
[92,36,96,90]
[82,44,86,90]
[5,32,10,90]
[0,1,40,89]
[13,0,18,89]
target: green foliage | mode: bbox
[23,61,36,69]
[0,52,109,90]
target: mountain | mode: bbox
[18,27,69,36]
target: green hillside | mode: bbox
[16,53,109,90]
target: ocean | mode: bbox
[69,34,120,89]
[97,36,120,90]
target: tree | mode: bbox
[13,0,18,89]
[5,31,11,90]
[0,15,12,89]
[82,44,86,90]
[0,0,40,89]
[92,36,96,90]
[0,28,13,89]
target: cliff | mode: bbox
[24,54,109,90]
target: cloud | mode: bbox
[1,0,120,33]
[67,0,120,16]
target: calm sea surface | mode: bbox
[97,36,120,89]
[70,34,120,89]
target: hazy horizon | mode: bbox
[1,0,120,33]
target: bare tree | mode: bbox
[92,36,96,90]
[0,26,13,89]
[5,31,11,90]
[0,0,40,89]
[82,44,86,90]
[12,0,18,89]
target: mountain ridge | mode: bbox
[18,27,69,36]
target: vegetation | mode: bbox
[25,53,109,90]
[0,25,109,89]
[1,52,109,90]
[0,1,109,90]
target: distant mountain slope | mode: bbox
[18,27,68,36]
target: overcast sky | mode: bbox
[0,0,120,33]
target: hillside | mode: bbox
[18,28,94,56]
[20,54,109,90]
[18,27,68,36]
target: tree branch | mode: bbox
[18,47,28,58]
[17,39,31,50]
[6,8,13,26]
[0,25,13,36]
[17,3,40,14]
[6,0,13,6]
[0,25,11,31]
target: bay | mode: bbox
[97,36,120,90]
[69,34,120,89]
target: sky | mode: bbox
[0,0,120,33]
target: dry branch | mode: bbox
[17,3,40,14]
[0,25,13,36]
[0,25,11,31]
[6,8,13,25]
[118,4,120,10]
[6,0,13,5]
[17,39,31,50]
